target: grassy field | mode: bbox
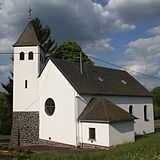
[0,132,160,160]
[0,135,10,142]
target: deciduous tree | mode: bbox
[53,41,94,65]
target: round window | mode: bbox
[45,98,55,116]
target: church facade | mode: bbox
[11,21,154,147]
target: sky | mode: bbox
[1,0,160,91]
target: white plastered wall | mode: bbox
[77,95,154,135]
[13,46,42,111]
[39,60,78,146]
[79,122,110,147]
[79,121,134,147]
[107,96,154,135]
[109,121,135,146]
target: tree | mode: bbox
[31,18,57,59]
[151,87,160,119]
[1,73,13,104]
[0,73,13,135]
[53,41,94,65]
[0,92,12,135]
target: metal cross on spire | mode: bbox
[28,4,32,21]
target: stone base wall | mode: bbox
[39,139,75,148]
[79,143,109,149]
[10,111,39,146]
[39,140,108,149]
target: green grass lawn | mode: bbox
[0,135,10,142]
[1,132,160,160]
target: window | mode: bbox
[144,105,148,121]
[121,80,127,85]
[98,77,104,82]
[89,128,95,140]
[45,98,55,116]
[20,52,25,60]
[129,105,133,114]
[25,80,27,88]
[28,51,33,60]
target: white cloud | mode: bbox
[122,33,160,89]
[125,35,160,58]
[0,0,135,52]
[148,26,160,35]
[1,0,160,54]
[0,38,13,53]
[0,64,9,73]
[82,38,114,55]
[107,0,160,23]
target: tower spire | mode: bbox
[28,4,32,21]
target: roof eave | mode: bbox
[78,119,135,124]
[12,44,40,47]
[79,93,153,97]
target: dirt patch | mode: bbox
[0,142,106,155]
[21,145,99,154]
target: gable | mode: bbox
[39,59,77,94]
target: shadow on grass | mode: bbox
[135,133,154,141]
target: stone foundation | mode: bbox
[39,140,108,149]
[39,139,75,148]
[80,143,109,149]
[10,111,39,146]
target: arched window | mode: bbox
[28,51,33,60]
[20,52,25,60]
[129,105,133,114]
[144,105,148,121]
[45,98,55,116]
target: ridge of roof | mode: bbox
[13,21,40,47]
[50,58,152,97]
[78,97,137,123]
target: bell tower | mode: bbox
[13,21,44,111]
[11,20,45,146]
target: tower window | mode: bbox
[28,51,33,60]
[129,105,133,114]
[20,52,25,60]
[89,128,96,140]
[25,80,28,89]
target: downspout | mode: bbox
[75,94,80,147]
[81,122,83,148]
[75,96,87,147]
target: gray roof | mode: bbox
[78,98,137,123]
[50,58,152,97]
[13,21,39,47]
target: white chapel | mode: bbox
[11,21,154,148]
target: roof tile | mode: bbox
[78,98,137,123]
[51,58,152,97]
[13,21,39,47]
